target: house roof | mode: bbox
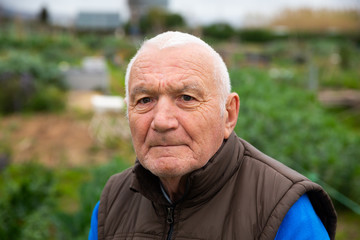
[75,12,121,30]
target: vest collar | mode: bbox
[130,131,244,207]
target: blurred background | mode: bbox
[0,0,359,239]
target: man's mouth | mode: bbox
[151,144,183,147]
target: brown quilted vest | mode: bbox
[98,132,337,240]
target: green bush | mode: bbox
[138,8,185,34]
[56,156,131,239]
[0,28,75,53]
[165,13,186,29]
[238,29,276,43]
[231,68,360,206]
[0,156,131,240]
[0,52,66,114]
[321,68,360,89]
[202,23,235,40]
[79,34,104,50]
[0,163,58,239]
[102,37,137,63]
[26,85,66,112]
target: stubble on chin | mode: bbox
[140,150,199,179]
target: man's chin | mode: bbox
[149,165,187,178]
[142,157,191,178]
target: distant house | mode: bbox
[62,57,109,92]
[75,12,121,31]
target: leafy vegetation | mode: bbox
[231,68,360,204]
[0,157,131,239]
[136,7,186,35]
[0,52,66,114]
[0,163,58,239]
[238,28,276,42]
[203,23,236,40]
[56,157,131,239]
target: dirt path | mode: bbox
[0,113,108,167]
[0,91,133,168]
[318,89,360,109]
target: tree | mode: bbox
[202,23,235,40]
[38,6,49,25]
[165,13,185,29]
[139,8,186,35]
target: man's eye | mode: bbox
[138,97,151,104]
[182,95,194,101]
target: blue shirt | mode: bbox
[275,194,330,240]
[89,194,329,240]
[88,201,100,240]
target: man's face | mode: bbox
[127,45,226,178]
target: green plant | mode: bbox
[165,13,186,29]
[231,67,360,207]
[56,156,131,239]
[0,163,58,239]
[0,52,66,114]
[238,29,275,42]
[203,23,236,40]
[102,36,137,63]
[26,85,66,112]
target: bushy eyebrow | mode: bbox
[130,86,155,103]
[174,84,205,98]
[130,82,205,102]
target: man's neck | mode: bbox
[160,175,188,203]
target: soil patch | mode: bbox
[0,90,132,168]
[0,113,112,167]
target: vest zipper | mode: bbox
[166,206,174,240]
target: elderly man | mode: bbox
[89,32,336,240]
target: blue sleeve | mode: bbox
[88,201,100,240]
[275,194,330,240]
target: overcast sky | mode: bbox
[1,0,359,26]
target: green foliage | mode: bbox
[139,8,186,34]
[0,156,131,240]
[0,52,66,114]
[238,29,276,42]
[231,68,360,205]
[339,41,352,70]
[0,33,69,53]
[56,156,131,239]
[262,39,360,90]
[321,68,360,89]
[26,85,66,112]
[102,37,137,62]
[0,163,58,239]
[139,8,163,34]
[79,34,103,50]
[308,39,360,89]
[107,61,126,95]
[0,25,88,66]
[165,13,185,29]
[202,23,235,40]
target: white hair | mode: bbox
[125,31,231,112]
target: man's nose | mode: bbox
[151,97,179,132]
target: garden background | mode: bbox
[0,5,360,240]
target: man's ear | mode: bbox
[224,93,240,139]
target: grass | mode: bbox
[54,167,91,213]
[107,61,126,96]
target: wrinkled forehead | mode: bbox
[130,44,215,80]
